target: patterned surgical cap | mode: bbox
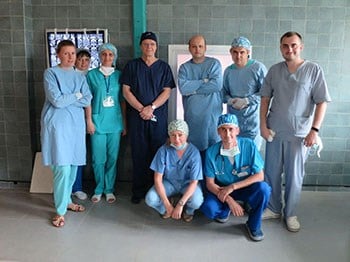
[168,119,189,136]
[217,114,239,128]
[231,36,252,51]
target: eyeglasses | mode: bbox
[142,42,156,47]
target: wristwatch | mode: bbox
[178,200,185,206]
[151,103,157,110]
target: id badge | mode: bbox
[103,96,114,107]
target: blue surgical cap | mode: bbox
[217,114,239,128]
[231,36,252,51]
[98,43,118,66]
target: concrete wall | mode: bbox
[0,0,349,189]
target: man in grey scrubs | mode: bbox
[259,31,331,232]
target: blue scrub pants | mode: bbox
[72,165,83,193]
[145,180,204,215]
[129,113,167,199]
[91,132,121,195]
[264,137,307,218]
[51,165,77,216]
[201,182,271,231]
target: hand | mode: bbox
[267,129,275,142]
[304,130,318,147]
[304,133,323,158]
[261,126,272,141]
[86,120,95,135]
[231,98,249,110]
[164,201,174,217]
[171,205,183,220]
[227,199,245,217]
[139,105,154,120]
[217,185,233,203]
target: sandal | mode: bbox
[182,212,194,223]
[67,203,85,212]
[106,193,116,203]
[91,194,102,203]
[52,215,65,227]
[161,212,171,219]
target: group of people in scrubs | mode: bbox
[41,40,127,226]
[148,31,329,241]
[41,30,330,242]
[175,34,270,240]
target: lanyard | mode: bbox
[104,76,111,95]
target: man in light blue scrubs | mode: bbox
[260,31,331,232]
[178,34,223,154]
[222,36,267,149]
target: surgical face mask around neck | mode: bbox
[99,66,115,76]
[170,142,188,151]
[76,68,88,75]
[220,145,240,157]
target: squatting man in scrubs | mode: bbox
[201,114,271,241]
[145,119,204,222]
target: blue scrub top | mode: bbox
[222,59,267,139]
[204,138,264,186]
[150,143,203,191]
[178,57,223,151]
[41,66,92,166]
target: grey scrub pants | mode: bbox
[264,136,308,218]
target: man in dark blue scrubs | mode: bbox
[120,32,176,203]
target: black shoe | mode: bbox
[131,196,141,204]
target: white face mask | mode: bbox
[99,66,115,76]
[170,142,188,151]
[75,68,88,75]
[220,145,240,157]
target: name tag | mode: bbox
[103,96,114,107]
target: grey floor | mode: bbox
[0,182,349,262]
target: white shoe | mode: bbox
[106,193,116,203]
[91,194,102,203]
[262,208,281,220]
[285,216,300,232]
[72,191,87,200]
